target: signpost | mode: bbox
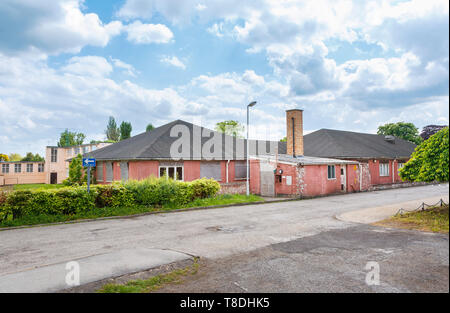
[82,158,96,193]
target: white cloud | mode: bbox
[110,57,139,77]
[61,56,113,77]
[125,21,173,44]
[0,0,123,55]
[160,56,186,70]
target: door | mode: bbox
[50,172,57,184]
[340,166,346,192]
[260,160,275,197]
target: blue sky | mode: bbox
[0,0,448,156]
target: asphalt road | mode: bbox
[0,183,448,292]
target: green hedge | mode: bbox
[0,178,220,222]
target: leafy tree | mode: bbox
[146,123,155,132]
[280,137,287,142]
[63,154,84,186]
[377,122,422,145]
[0,154,9,161]
[105,116,120,142]
[119,121,132,140]
[215,120,244,138]
[420,125,448,141]
[8,153,22,161]
[58,129,86,147]
[21,152,44,162]
[399,127,449,182]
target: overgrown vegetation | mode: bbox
[400,127,449,182]
[0,178,262,228]
[374,204,449,233]
[98,258,200,293]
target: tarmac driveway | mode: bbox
[0,183,448,292]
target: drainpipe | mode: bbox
[392,159,395,183]
[359,163,363,191]
[226,160,230,183]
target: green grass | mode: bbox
[375,204,449,233]
[98,258,200,293]
[13,184,65,191]
[0,194,265,228]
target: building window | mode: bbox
[38,164,44,172]
[83,146,89,154]
[1,164,9,174]
[327,165,336,179]
[106,162,113,182]
[398,163,405,171]
[15,164,22,173]
[120,162,129,181]
[74,147,80,155]
[26,164,33,173]
[379,163,389,176]
[67,148,72,157]
[200,162,221,181]
[235,161,248,180]
[92,146,97,151]
[159,166,184,181]
[51,148,58,162]
[97,162,104,182]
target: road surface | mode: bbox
[0,183,448,292]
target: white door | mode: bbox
[260,160,275,197]
[340,166,346,192]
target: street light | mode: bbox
[246,101,257,196]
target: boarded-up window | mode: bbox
[97,162,104,182]
[234,161,247,179]
[106,162,113,182]
[120,162,129,181]
[200,162,221,181]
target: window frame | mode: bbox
[1,164,9,174]
[14,163,22,173]
[26,163,33,173]
[327,165,336,180]
[379,163,390,177]
[38,163,44,172]
[158,165,184,181]
[51,148,58,162]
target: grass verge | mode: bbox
[13,184,65,191]
[0,194,264,228]
[374,204,449,234]
[98,258,200,293]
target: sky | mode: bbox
[0,0,448,156]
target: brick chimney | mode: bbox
[286,109,304,157]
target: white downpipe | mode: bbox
[359,163,363,191]
[226,160,230,183]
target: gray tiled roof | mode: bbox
[84,120,286,161]
[303,129,416,159]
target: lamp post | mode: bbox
[246,101,257,196]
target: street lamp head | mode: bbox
[248,101,257,107]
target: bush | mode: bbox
[0,177,221,222]
[93,183,134,208]
[190,178,220,199]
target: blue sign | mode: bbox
[82,158,96,167]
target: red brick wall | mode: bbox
[301,164,343,197]
[128,161,159,180]
[184,160,201,181]
[274,163,298,195]
[113,162,121,181]
[347,164,360,192]
[249,159,261,194]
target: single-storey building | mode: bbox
[0,161,46,185]
[83,109,416,197]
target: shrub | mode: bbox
[190,178,220,199]
[93,183,134,208]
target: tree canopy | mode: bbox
[119,121,132,141]
[377,122,422,145]
[105,116,120,142]
[399,127,449,182]
[21,152,44,162]
[0,154,9,161]
[146,123,155,132]
[8,153,22,161]
[215,120,244,138]
[58,129,85,147]
[420,125,448,141]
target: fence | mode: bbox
[396,198,448,215]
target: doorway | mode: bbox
[50,172,57,184]
[340,166,346,192]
